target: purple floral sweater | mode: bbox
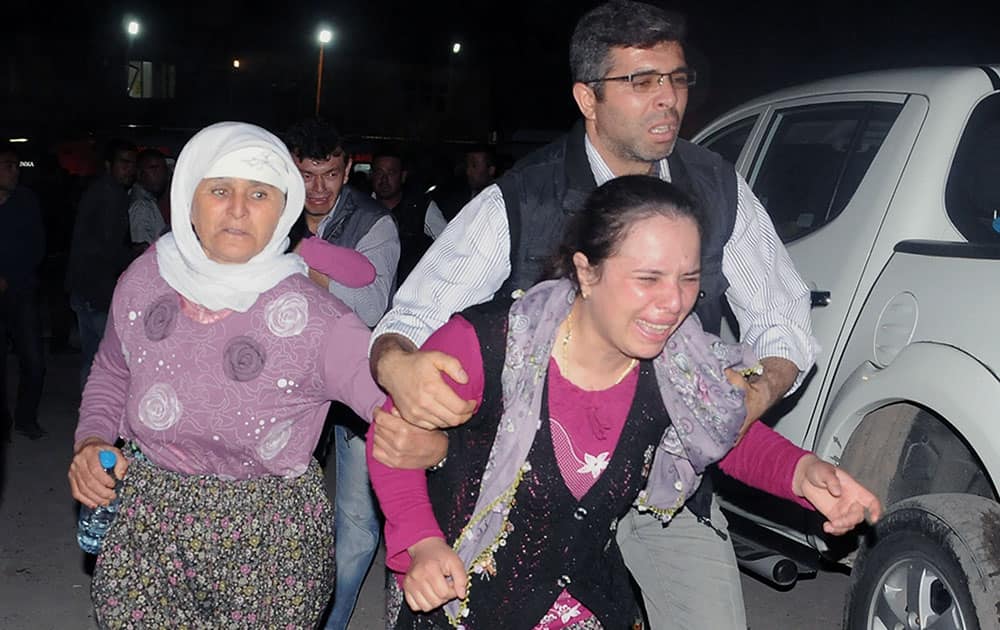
[75,248,386,479]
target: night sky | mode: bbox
[9,0,1000,136]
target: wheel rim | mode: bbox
[867,555,969,630]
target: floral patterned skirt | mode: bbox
[91,453,335,629]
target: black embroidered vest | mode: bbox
[396,299,671,629]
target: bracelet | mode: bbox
[739,363,764,379]
[428,456,447,472]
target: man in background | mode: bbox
[371,147,432,285]
[128,148,170,250]
[0,141,47,440]
[283,118,399,630]
[66,138,137,390]
[424,145,497,239]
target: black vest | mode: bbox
[496,121,738,335]
[391,193,433,286]
[396,300,670,629]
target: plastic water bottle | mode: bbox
[76,450,122,555]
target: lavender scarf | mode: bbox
[446,278,755,621]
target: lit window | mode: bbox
[126,61,176,99]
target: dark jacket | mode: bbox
[389,193,433,286]
[0,187,46,291]
[66,174,133,310]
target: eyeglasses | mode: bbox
[586,69,697,93]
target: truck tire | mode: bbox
[845,494,1000,630]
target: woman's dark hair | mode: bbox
[548,175,704,289]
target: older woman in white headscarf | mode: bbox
[68,122,386,628]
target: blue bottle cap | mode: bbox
[98,450,117,470]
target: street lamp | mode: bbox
[127,21,140,36]
[233,59,241,69]
[316,28,333,116]
[452,42,462,54]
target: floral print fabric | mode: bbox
[91,455,335,629]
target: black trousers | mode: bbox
[0,286,46,432]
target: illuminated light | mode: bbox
[127,21,140,36]
[233,59,241,69]
[318,29,333,44]
[452,42,462,54]
[8,138,28,143]
[19,161,35,168]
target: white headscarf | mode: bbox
[156,122,307,312]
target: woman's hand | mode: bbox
[793,454,883,535]
[68,438,128,509]
[403,537,468,612]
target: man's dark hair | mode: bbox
[372,145,406,170]
[549,175,704,289]
[104,138,138,164]
[283,118,348,163]
[136,148,166,170]
[569,1,687,98]
[0,141,18,160]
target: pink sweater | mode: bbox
[75,249,386,479]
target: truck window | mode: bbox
[751,102,901,242]
[700,116,757,166]
[946,93,1000,243]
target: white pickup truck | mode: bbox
[693,65,1000,629]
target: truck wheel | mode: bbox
[845,494,1000,630]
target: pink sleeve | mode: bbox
[74,307,129,446]
[367,315,486,573]
[717,422,814,510]
[299,236,376,288]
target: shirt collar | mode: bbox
[314,191,345,235]
[131,183,157,202]
[582,132,672,185]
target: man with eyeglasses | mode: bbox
[369,1,818,627]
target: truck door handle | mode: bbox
[811,290,831,307]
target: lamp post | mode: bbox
[315,28,333,116]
